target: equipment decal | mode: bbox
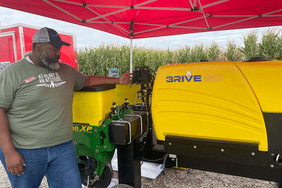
[166,70,222,83]
[73,125,93,133]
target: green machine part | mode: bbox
[73,119,115,176]
[73,106,132,176]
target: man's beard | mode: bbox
[40,50,60,70]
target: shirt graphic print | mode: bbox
[36,72,66,88]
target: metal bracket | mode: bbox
[111,120,132,144]
[124,114,143,136]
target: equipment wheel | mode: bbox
[79,157,97,187]
[79,157,113,188]
[91,163,113,188]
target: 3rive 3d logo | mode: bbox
[166,70,222,82]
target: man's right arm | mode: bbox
[0,107,25,176]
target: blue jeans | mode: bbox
[0,140,82,188]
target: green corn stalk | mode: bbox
[258,28,282,60]
[206,42,221,61]
[190,44,207,62]
[224,41,244,61]
[175,45,191,64]
[239,31,259,60]
[78,29,282,76]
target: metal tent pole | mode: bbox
[130,36,133,73]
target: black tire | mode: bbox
[111,184,134,188]
[80,162,113,188]
[91,163,113,188]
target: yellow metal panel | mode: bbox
[236,61,282,113]
[73,84,141,126]
[73,89,115,126]
[115,84,141,106]
[152,62,267,151]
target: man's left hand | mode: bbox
[118,71,131,84]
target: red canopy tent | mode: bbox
[1,1,282,187]
[0,0,281,71]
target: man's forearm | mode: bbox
[0,107,16,156]
[84,76,119,87]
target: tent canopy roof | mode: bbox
[0,0,281,39]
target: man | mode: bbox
[0,27,131,188]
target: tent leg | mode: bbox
[130,37,133,74]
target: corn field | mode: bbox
[78,28,282,76]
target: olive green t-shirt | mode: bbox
[0,58,87,149]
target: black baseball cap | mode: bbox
[32,27,70,48]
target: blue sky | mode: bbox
[0,6,278,51]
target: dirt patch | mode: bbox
[0,161,277,188]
